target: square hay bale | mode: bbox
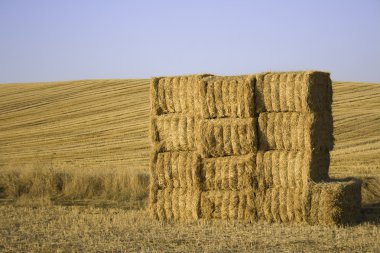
[197,118,258,157]
[151,114,196,151]
[151,74,213,116]
[305,179,362,225]
[255,186,309,223]
[200,189,256,221]
[150,151,202,190]
[199,75,255,119]
[202,154,256,190]
[150,188,201,221]
[258,112,333,151]
[255,71,332,113]
[255,151,329,189]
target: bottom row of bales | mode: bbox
[150,179,361,226]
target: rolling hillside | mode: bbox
[0,78,379,203]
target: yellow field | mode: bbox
[0,79,379,251]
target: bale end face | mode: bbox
[307,179,362,226]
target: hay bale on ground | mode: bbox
[255,71,332,113]
[255,151,330,189]
[197,118,257,157]
[150,151,201,190]
[255,187,309,223]
[202,154,256,190]
[200,189,256,221]
[199,75,255,119]
[258,112,333,151]
[150,188,201,221]
[151,74,213,116]
[306,179,362,225]
[151,115,196,151]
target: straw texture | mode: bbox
[258,112,333,151]
[255,71,332,113]
[202,154,256,190]
[151,115,196,151]
[151,75,212,116]
[306,179,362,225]
[197,118,257,157]
[150,151,201,190]
[200,189,256,221]
[150,188,201,221]
[255,151,330,188]
[255,187,308,223]
[199,75,255,119]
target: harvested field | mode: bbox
[0,78,379,251]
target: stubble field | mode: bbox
[0,79,379,252]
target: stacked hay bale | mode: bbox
[197,76,258,221]
[255,71,361,225]
[149,71,361,225]
[149,75,206,221]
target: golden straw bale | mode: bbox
[150,151,201,190]
[199,75,255,119]
[151,74,213,116]
[258,112,333,151]
[200,189,256,221]
[255,71,332,113]
[202,154,256,191]
[197,118,257,157]
[305,179,362,225]
[150,188,201,221]
[151,114,196,151]
[255,151,329,188]
[255,187,309,223]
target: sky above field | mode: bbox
[0,0,379,83]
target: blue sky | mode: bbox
[0,0,379,83]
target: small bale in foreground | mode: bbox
[306,179,362,226]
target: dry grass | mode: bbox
[0,205,378,252]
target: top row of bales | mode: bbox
[151,71,332,118]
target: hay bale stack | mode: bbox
[149,75,208,221]
[196,75,258,221]
[197,118,257,158]
[149,71,361,225]
[199,75,255,118]
[258,112,333,151]
[255,71,332,113]
[306,179,362,225]
[256,151,329,189]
